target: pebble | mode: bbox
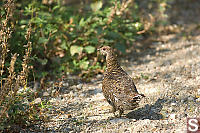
[196,98,200,102]
[64,128,72,132]
[70,85,77,90]
[69,91,74,97]
[169,114,176,120]
[80,93,85,97]
[77,84,83,90]
[51,89,57,95]
[33,98,42,104]
[198,89,200,95]
[92,88,102,94]
[188,96,195,101]
[74,92,78,97]
[43,91,49,96]
[110,118,130,123]
[63,82,69,87]
[171,102,176,106]
[96,74,103,79]
[49,98,56,103]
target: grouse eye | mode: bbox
[102,48,106,51]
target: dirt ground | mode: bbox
[25,0,200,132]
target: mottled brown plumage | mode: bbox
[99,46,145,117]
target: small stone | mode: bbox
[198,89,200,95]
[80,93,85,97]
[131,119,137,122]
[70,85,77,90]
[92,88,102,95]
[196,98,200,102]
[188,96,195,101]
[63,82,69,87]
[66,114,72,118]
[74,92,78,97]
[110,118,130,123]
[69,91,74,96]
[49,98,56,103]
[181,99,185,103]
[33,98,42,104]
[64,128,72,132]
[63,94,69,98]
[160,110,169,118]
[52,89,56,94]
[97,74,103,79]
[169,113,176,120]
[77,84,83,90]
[171,102,176,106]
[43,92,49,96]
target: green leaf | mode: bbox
[42,72,48,77]
[46,24,58,33]
[52,5,60,11]
[38,37,48,44]
[70,45,83,56]
[37,58,48,65]
[80,61,89,70]
[134,22,142,30]
[114,43,126,54]
[79,18,85,27]
[84,46,95,54]
[107,31,121,39]
[90,37,98,44]
[91,1,103,12]
[20,20,29,25]
[32,17,47,24]
[61,41,68,50]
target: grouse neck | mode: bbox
[106,53,121,71]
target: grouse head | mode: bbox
[99,46,119,69]
[99,46,114,56]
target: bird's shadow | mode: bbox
[126,98,166,120]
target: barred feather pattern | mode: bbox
[100,46,145,117]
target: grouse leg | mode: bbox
[118,109,124,117]
[111,106,118,117]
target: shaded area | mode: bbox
[168,0,200,24]
[127,98,166,120]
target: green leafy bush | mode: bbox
[0,0,146,79]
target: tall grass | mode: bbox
[0,0,50,131]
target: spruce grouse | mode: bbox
[99,46,145,117]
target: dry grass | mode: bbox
[0,0,15,105]
[0,1,49,131]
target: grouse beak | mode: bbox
[97,44,103,51]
